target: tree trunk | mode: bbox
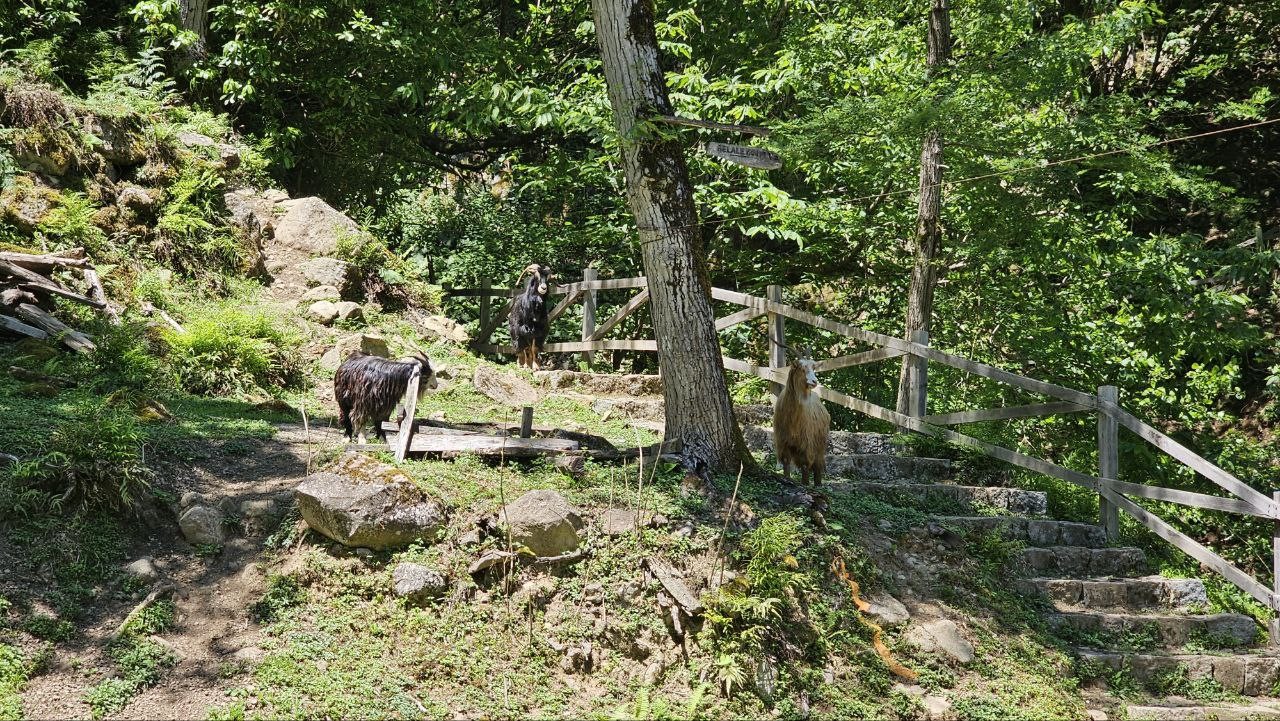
[897,0,952,416]
[178,0,209,62]
[590,0,750,475]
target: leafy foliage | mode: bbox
[163,306,303,397]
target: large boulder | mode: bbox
[273,197,359,256]
[225,188,279,243]
[299,257,355,293]
[334,301,364,323]
[306,301,340,325]
[295,471,448,550]
[82,117,146,165]
[319,334,392,371]
[499,490,584,557]
[420,314,469,344]
[473,365,539,407]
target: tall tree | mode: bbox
[178,0,209,61]
[590,0,750,475]
[896,0,952,416]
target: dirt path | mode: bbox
[19,423,345,721]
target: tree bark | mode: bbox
[178,0,209,62]
[897,0,952,416]
[590,0,750,475]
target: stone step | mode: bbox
[835,482,1048,516]
[1051,611,1260,650]
[1079,650,1280,697]
[1015,546,1149,578]
[930,516,1107,547]
[825,454,951,482]
[1016,576,1208,612]
[1127,701,1280,720]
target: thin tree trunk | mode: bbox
[590,0,750,475]
[897,0,952,415]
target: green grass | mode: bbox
[0,644,32,721]
[84,601,179,718]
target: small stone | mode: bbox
[232,647,266,665]
[472,365,539,407]
[179,491,207,509]
[334,301,363,322]
[240,498,278,521]
[355,548,374,558]
[865,592,910,628]
[217,496,239,517]
[299,257,355,292]
[392,562,448,604]
[554,455,586,477]
[421,314,469,344]
[643,661,661,686]
[905,619,975,665]
[601,508,649,537]
[178,505,225,546]
[178,131,216,148]
[123,557,159,584]
[457,529,483,547]
[922,695,952,721]
[498,490,584,557]
[672,522,694,540]
[878,519,893,531]
[300,285,341,303]
[307,300,339,325]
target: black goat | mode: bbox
[334,351,437,443]
[508,263,552,370]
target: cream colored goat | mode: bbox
[772,356,830,485]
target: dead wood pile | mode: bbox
[0,246,119,353]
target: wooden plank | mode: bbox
[0,251,90,270]
[704,142,783,170]
[547,289,582,323]
[20,282,106,309]
[82,268,120,325]
[653,114,770,138]
[473,339,659,354]
[474,297,513,348]
[923,401,1089,426]
[0,259,60,289]
[1101,478,1269,518]
[478,279,491,340]
[442,287,510,297]
[520,406,534,439]
[581,268,597,365]
[767,285,785,398]
[903,329,929,418]
[813,347,906,373]
[551,277,648,294]
[714,306,764,331]
[1273,490,1280,641]
[407,435,579,457]
[588,288,648,341]
[13,303,94,353]
[394,368,421,462]
[1100,486,1278,611]
[0,313,48,339]
[1099,400,1280,518]
[1098,385,1120,540]
[722,356,785,383]
[708,287,1101,408]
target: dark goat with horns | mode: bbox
[334,351,437,444]
[509,263,552,370]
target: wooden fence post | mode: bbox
[581,268,598,366]
[906,329,929,418]
[1098,385,1120,541]
[1272,489,1280,645]
[478,278,491,344]
[767,285,784,399]
[520,406,534,439]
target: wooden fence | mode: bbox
[445,274,1280,626]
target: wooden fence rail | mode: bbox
[445,274,1280,623]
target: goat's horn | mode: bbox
[521,263,540,276]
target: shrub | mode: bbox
[10,410,153,512]
[72,319,171,396]
[164,307,302,396]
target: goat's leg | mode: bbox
[531,344,541,371]
[780,458,792,481]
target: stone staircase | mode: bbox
[799,428,1280,718]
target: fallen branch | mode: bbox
[20,282,107,309]
[643,557,703,615]
[0,250,91,271]
[0,259,60,289]
[83,268,121,325]
[140,301,185,334]
[0,313,48,340]
[112,581,177,639]
[9,366,74,387]
[13,303,95,353]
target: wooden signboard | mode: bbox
[704,142,782,170]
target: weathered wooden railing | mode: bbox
[445,274,1280,625]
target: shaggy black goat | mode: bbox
[335,351,437,444]
[508,263,552,370]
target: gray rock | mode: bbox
[273,197,360,256]
[0,452,17,469]
[554,454,586,477]
[421,314,469,344]
[307,300,340,325]
[217,496,239,517]
[472,365,539,407]
[116,183,158,213]
[601,508,650,537]
[905,619,975,664]
[224,188,279,246]
[499,490,584,557]
[178,131,217,148]
[82,117,146,164]
[319,334,391,371]
[334,301,363,322]
[295,472,447,550]
[123,557,159,584]
[392,562,448,603]
[922,695,952,721]
[300,285,341,303]
[299,257,355,292]
[179,491,207,509]
[865,592,910,628]
[355,548,374,559]
[218,144,241,168]
[179,504,226,546]
[240,499,279,530]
